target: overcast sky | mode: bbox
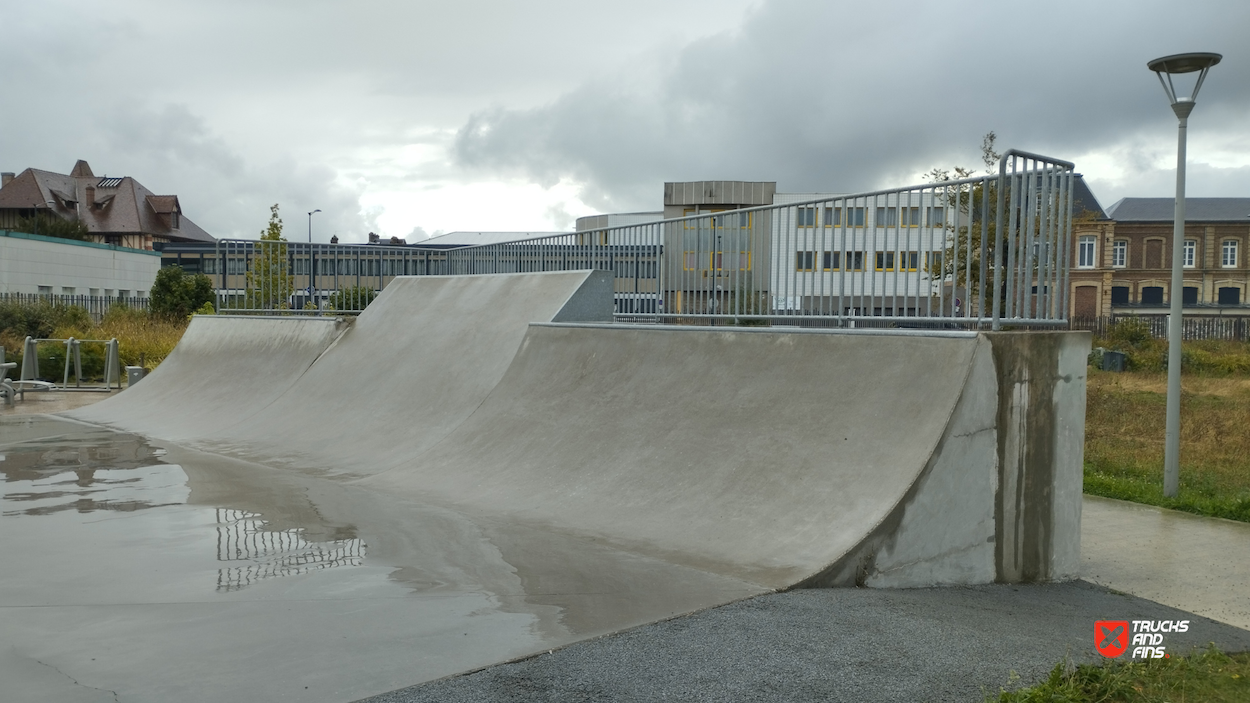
[3,0,1247,241]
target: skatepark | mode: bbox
[2,271,1248,701]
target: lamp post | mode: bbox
[307,209,321,311]
[1148,52,1221,498]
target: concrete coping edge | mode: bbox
[531,322,980,338]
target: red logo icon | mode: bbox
[1095,620,1129,658]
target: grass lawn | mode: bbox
[991,646,1250,702]
[1084,369,1250,522]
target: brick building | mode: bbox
[1070,198,1250,320]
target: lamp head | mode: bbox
[310,209,321,215]
[1148,52,1221,109]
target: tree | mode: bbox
[924,133,1006,310]
[14,213,90,241]
[326,285,377,311]
[150,265,216,318]
[246,204,293,309]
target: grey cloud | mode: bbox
[454,0,1250,211]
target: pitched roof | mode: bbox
[0,160,214,243]
[1106,197,1250,222]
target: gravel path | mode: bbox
[360,581,1250,703]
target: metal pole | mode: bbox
[1164,106,1192,498]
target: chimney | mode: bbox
[85,184,96,208]
[1,172,13,188]
[368,232,379,244]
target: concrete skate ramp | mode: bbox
[361,324,1041,590]
[65,270,1085,592]
[69,271,615,472]
[66,315,349,440]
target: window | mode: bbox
[847,207,865,227]
[118,289,130,298]
[713,251,750,270]
[927,207,946,227]
[226,258,246,275]
[1078,235,1097,268]
[683,252,699,270]
[61,287,75,295]
[875,207,899,227]
[1222,240,1238,268]
[1182,287,1199,305]
[823,207,840,227]
[171,211,180,229]
[1175,237,1195,265]
[796,207,816,227]
[1112,240,1128,268]
[900,207,921,227]
[842,251,865,270]
[89,288,100,297]
[1140,286,1164,305]
[925,251,943,271]
[38,285,52,295]
[875,251,896,271]
[201,258,218,274]
[795,251,816,271]
[1111,286,1130,305]
[822,251,839,270]
[1218,287,1241,305]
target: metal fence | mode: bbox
[215,149,1074,329]
[1074,315,1250,342]
[0,292,149,320]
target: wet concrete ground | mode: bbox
[3,394,1249,702]
[0,413,758,703]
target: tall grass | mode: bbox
[0,303,188,375]
[1086,370,1250,521]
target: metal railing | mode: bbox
[215,150,1074,329]
[0,292,149,320]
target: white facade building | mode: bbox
[769,192,949,316]
[0,230,159,298]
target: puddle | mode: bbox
[0,415,759,702]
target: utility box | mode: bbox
[1102,351,1126,373]
[126,366,148,387]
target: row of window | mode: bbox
[1110,285,1243,306]
[793,250,940,272]
[34,286,144,297]
[1078,236,1240,269]
[794,206,946,229]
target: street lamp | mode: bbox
[307,209,321,311]
[1148,52,1221,498]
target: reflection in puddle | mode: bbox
[1,430,182,517]
[1,419,367,593]
[215,508,366,591]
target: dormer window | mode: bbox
[171,211,180,229]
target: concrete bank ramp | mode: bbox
[65,271,1087,591]
[67,271,614,470]
[65,315,349,440]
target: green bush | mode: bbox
[151,266,215,319]
[326,286,377,311]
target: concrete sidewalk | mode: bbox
[1082,494,1250,631]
